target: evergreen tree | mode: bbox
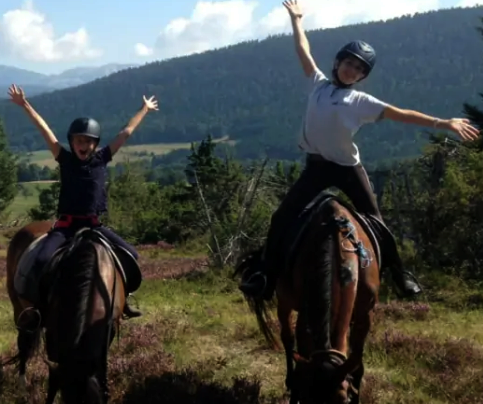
[0,120,17,214]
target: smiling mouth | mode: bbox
[78,150,89,158]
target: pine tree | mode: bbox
[463,17,483,149]
[0,120,17,214]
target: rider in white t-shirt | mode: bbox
[240,0,479,301]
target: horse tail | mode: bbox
[2,226,42,370]
[55,238,104,403]
[1,325,42,370]
[234,249,280,350]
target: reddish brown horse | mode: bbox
[4,220,126,404]
[235,193,381,404]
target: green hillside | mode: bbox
[1,6,483,166]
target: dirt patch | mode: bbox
[0,255,207,283]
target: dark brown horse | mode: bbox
[4,221,126,404]
[235,193,381,404]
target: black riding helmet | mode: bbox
[332,40,376,88]
[67,117,101,155]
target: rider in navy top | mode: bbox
[239,0,479,301]
[8,84,159,319]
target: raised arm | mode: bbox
[109,95,159,156]
[383,105,480,142]
[8,84,61,159]
[283,0,318,77]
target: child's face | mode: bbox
[71,134,97,160]
[336,56,367,85]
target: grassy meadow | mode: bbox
[0,242,481,403]
[3,181,52,221]
[18,137,237,169]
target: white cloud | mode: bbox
[0,0,102,62]
[135,0,442,59]
[136,0,258,58]
[134,43,154,56]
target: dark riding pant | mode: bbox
[94,226,139,259]
[264,153,382,269]
[36,229,70,272]
[33,224,139,282]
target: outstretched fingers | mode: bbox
[463,126,480,141]
[143,95,159,111]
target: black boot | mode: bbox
[123,294,142,318]
[384,240,422,298]
[389,264,422,298]
[368,215,422,298]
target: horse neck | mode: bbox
[56,239,100,357]
[304,223,336,354]
[53,239,115,403]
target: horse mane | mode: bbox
[56,232,99,358]
[304,201,337,353]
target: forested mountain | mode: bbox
[1,6,483,166]
[0,63,136,98]
[0,84,56,98]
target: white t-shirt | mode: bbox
[298,68,388,166]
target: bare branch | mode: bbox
[193,169,223,268]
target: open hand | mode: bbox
[443,118,479,141]
[143,95,158,111]
[283,0,303,19]
[8,84,27,106]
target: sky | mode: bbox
[0,0,480,74]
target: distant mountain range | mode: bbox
[0,63,138,97]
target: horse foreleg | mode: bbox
[98,325,115,404]
[277,301,295,391]
[45,366,59,404]
[98,359,109,404]
[346,302,375,404]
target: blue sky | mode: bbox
[0,0,476,74]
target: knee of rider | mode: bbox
[124,243,139,260]
[35,252,50,268]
